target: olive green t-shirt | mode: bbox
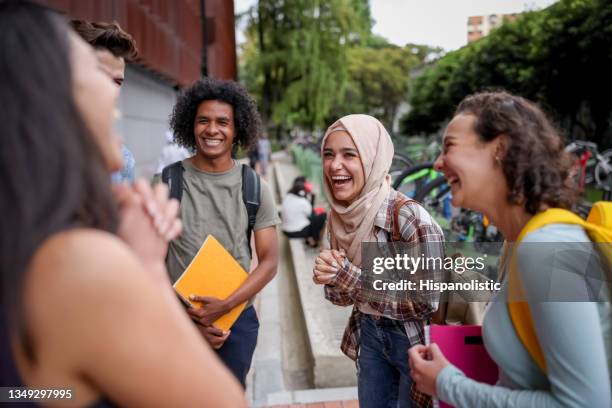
[160,159,279,284]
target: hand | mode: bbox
[408,343,450,397]
[187,296,231,327]
[312,248,346,285]
[195,324,231,350]
[114,182,166,273]
[132,179,182,242]
[115,180,182,279]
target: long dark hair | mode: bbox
[0,1,118,351]
[455,91,579,214]
[288,176,307,196]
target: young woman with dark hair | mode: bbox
[409,91,611,407]
[0,2,245,406]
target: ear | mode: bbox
[493,134,509,162]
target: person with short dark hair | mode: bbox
[409,91,611,406]
[161,77,280,388]
[71,19,138,183]
[281,176,327,247]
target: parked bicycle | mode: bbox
[395,162,503,253]
[565,140,612,193]
[389,152,414,183]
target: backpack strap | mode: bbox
[161,160,185,201]
[508,208,587,373]
[242,164,261,257]
[392,194,412,241]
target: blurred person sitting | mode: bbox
[0,2,246,406]
[70,18,138,184]
[281,176,327,248]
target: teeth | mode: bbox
[332,176,351,181]
[203,139,222,146]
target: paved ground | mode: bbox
[268,401,359,408]
[245,153,359,407]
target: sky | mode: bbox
[234,0,558,51]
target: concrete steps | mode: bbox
[273,158,356,388]
[247,152,358,407]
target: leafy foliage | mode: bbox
[240,0,439,134]
[401,0,612,148]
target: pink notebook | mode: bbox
[428,325,498,408]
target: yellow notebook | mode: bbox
[173,235,248,331]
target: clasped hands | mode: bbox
[312,248,346,285]
[114,179,182,282]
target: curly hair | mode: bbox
[70,20,138,62]
[455,91,579,214]
[169,78,262,152]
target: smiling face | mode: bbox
[323,130,366,205]
[193,99,235,160]
[434,113,506,212]
[70,32,122,171]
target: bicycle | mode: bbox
[392,162,438,198]
[389,152,414,184]
[410,168,503,256]
[565,140,612,193]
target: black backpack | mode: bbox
[161,161,261,257]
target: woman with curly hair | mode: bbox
[409,91,611,407]
[161,78,280,388]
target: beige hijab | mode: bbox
[322,114,394,266]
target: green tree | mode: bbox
[241,0,371,133]
[401,0,612,148]
[328,42,441,131]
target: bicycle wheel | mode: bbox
[414,177,453,231]
[414,177,450,208]
[392,162,436,197]
[594,149,612,191]
[389,153,415,184]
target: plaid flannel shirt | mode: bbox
[324,189,445,361]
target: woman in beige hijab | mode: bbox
[312,114,445,408]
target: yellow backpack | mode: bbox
[508,201,612,372]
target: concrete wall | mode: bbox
[116,65,178,180]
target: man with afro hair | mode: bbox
[159,78,279,388]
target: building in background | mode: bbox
[467,13,519,43]
[40,0,237,179]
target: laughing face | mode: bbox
[323,130,366,206]
[70,32,122,172]
[193,99,235,160]
[434,113,505,212]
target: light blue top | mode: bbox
[436,224,611,407]
[111,144,136,183]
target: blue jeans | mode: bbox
[215,305,259,388]
[357,314,416,408]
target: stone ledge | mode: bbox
[274,159,356,389]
